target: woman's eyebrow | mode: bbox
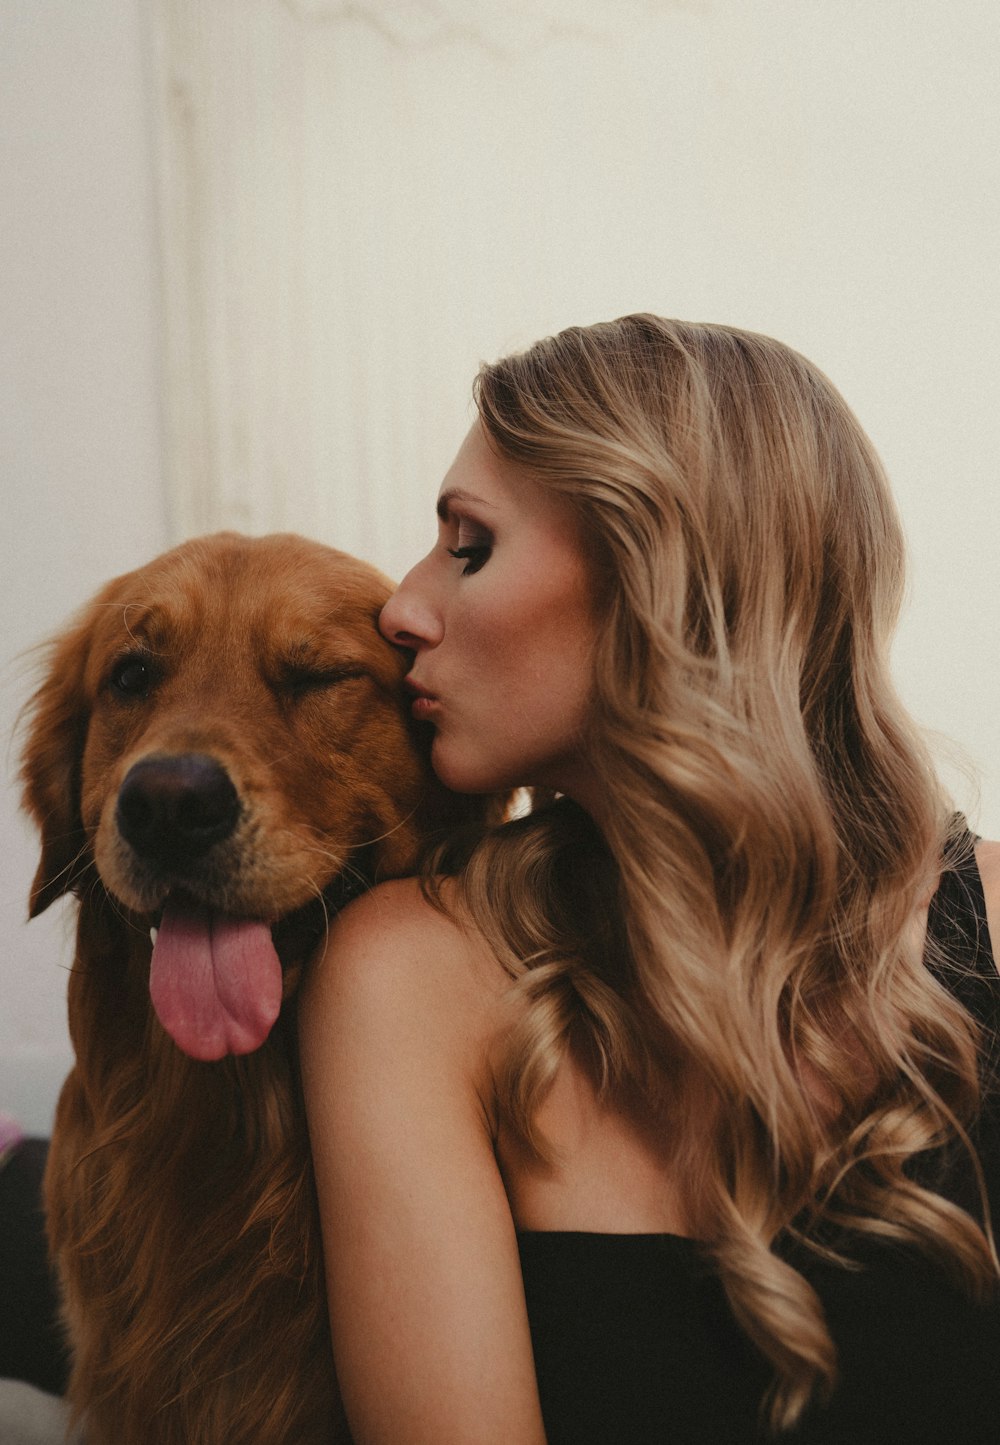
[436,488,497,520]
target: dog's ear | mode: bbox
[20,605,100,917]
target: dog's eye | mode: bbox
[110,655,155,698]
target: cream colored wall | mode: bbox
[2,0,997,1130]
[0,1,168,1129]
[149,0,998,819]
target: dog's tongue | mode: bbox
[149,897,282,1060]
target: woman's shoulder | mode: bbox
[320,874,505,990]
[323,874,454,949]
[300,876,510,1103]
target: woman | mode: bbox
[299,315,1000,1443]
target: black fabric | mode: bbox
[518,838,1000,1443]
[0,1137,69,1395]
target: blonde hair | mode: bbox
[431,316,996,1428]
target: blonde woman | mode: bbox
[299,316,1000,1443]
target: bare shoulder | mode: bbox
[974,839,1000,970]
[299,876,508,1104]
[308,875,507,1004]
[317,875,476,955]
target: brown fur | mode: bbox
[20,532,490,1444]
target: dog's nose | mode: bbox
[116,755,240,864]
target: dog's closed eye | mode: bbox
[277,664,368,698]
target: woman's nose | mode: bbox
[379,562,443,649]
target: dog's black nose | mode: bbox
[116,755,240,864]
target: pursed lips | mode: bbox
[403,676,439,718]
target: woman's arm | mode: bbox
[298,879,546,1445]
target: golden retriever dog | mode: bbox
[20,532,491,1445]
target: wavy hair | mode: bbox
[430,316,996,1429]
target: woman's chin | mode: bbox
[431,742,510,797]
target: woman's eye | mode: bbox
[446,522,492,576]
[447,543,491,576]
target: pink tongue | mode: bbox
[149,897,282,1060]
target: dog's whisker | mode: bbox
[120,598,167,656]
[356,806,422,851]
[32,838,95,898]
[88,878,150,939]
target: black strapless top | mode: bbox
[518,838,1000,1444]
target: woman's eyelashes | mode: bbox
[447,521,493,575]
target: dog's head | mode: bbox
[21,531,488,1060]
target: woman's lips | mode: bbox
[404,677,438,719]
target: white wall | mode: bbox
[0,1,168,1130]
[146,0,998,821]
[1,0,997,1132]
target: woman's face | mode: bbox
[379,422,599,800]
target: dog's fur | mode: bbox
[20,532,490,1444]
